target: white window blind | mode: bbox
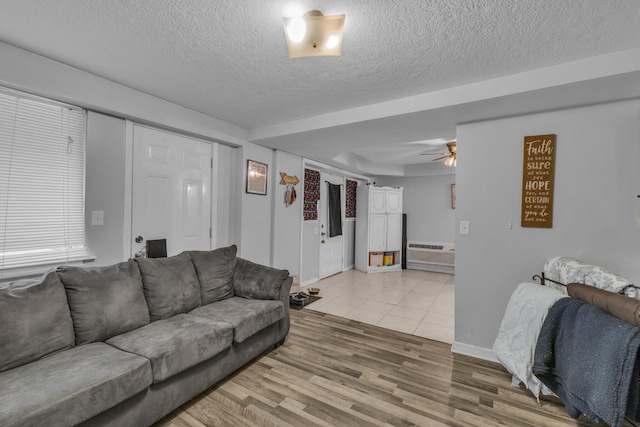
[0,88,90,275]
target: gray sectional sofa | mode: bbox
[0,244,292,427]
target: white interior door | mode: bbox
[318,172,344,279]
[131,125,212,257]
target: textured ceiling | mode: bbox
[1,1,639,174]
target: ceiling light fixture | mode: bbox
[444,154,457,167]
[443,142,457,167]
[422,141,457,167]
[282,10,345,58]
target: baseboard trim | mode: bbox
[451,341,499,363]
[301,277,319,287]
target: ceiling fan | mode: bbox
[422,141,457,167]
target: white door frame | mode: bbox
[298,159,370,284]
[318,172,344,279]
[124,121,216,258]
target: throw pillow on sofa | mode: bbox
[57,260,151,345]
[0,270,75,372]
[136,252,202,321]
[188,244,237,304]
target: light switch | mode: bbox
[91,210,104,226]
[459,220,470,235]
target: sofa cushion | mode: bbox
[57,260,150,345]
[0,271,75,373]
[106,313,232,383]
[190,297,285,343]
[233,257,289,300]
[136,252,202,321]
[188,244,237,304]
[0,342,151,427]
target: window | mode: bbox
[0,88,90,277]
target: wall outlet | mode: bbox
[459,220,470,235]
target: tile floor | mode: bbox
[303,268,455,344]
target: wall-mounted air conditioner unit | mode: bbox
[406,241,454,273]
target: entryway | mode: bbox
[131,125,212,257]
[299,163,366,285]
[302,269,455,344]
[318,172,344,279]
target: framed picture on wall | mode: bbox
[451,183,456,209]
[246,160,268,195]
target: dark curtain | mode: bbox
[328,183,343,237]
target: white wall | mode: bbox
[343,219,356,269]
[85,112,127,265]
[455,99,640,356]
[213,143,240,249]
[301,221,320,284]
[0,42,247,145]
[271,151,303,275]
[86,114,244,266]
[300,165,321,284]
[238,144,274,266]
[0,41,279,268]
[375,174,456,244]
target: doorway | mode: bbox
[318,172,344,279]
[131,125,212,257]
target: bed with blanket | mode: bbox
[494,256,640,427]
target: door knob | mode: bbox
[135,235,144,243]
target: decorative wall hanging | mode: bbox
[284,183,297,207]
[279,172,300,185]
[279,172,299,207]
[521,134,556,228]
[345,179,358,218]
[303,168,320,220]
[246,160,268,195]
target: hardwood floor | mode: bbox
[154,309,626,427]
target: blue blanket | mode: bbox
[532,297,640,427]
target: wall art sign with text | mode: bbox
[521,134,556,228]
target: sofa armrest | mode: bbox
[232,257,290,300]
[280,276,293,300]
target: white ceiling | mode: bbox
[1,1,640,175]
